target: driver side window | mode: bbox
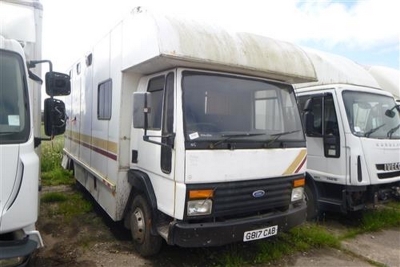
[147,76,165,130]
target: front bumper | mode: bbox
[167,201,306,247]
[0,236,37,267]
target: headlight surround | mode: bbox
[291,187,304,202]
[187,199,212,216]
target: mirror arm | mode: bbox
[142,136,172,148]
[142,133,175,148]
[28,59,53,72]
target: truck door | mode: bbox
[299,93,347,185]
[135,71,176,214]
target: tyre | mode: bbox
[130,195,162,256]
[304,184,319,221]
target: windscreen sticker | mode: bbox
[8,115,20,126]
[189,132,200,140]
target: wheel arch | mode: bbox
[304,171,321,220]
[124,169,159,233]
[305,171,319,198]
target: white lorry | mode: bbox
[0,0,70,265]
[61,8,317,256]
[295,48,400,220]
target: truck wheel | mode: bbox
[130,195,162,257]
[304,184,319,221]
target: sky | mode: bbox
[41,0,400,73]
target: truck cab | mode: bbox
[295,48,400,219]
[1,1,70,265]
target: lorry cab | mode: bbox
[295,48,400,218]
[1,1,70,265]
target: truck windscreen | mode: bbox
[0,50,30,144]
[343,91,400,139]
[182,71,304,149]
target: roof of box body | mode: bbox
[0,0,41,43]
[119,8,317,84]
[366,65,399,100]
[294,47,381,90]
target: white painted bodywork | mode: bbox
[0,0,44,250]
[295,49,400,192]
[63,9,314,223]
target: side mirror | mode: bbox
[385,104,400,118]
[45,72,71,96]
[43,98,67,136]
[133,92,151,128]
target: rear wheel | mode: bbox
[130,195,162,256]
[304,184,319,221]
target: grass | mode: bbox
[41,134,74,186]
[41,192,68,203]
[216,203,400,266]
[341,202,400,239]
[40,130,93,221]
[41,191,93,221]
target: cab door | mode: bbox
[134,71,176,215]
[299,92,347,185]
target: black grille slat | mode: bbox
[215,198,289,214]
[216,190,291,205]
[216,183,290,196]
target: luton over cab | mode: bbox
[62,7,317,256]
[295,48,400,220]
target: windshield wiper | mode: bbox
[265,130,301,147]
[210,133,267,148]
[387,123,400,138]
[364,124,385,137]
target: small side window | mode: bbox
[147,76,165,130]
[98,79,112,120]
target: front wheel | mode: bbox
[130,195,162,256]
[304,184,319,221]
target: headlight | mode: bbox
[291,187,304,202]
[187,199,212,216]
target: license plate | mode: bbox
[243,225,278,242]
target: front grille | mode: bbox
[377,171,400,179]
[186,175,299,220]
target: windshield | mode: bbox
[0,49,30,144]
[343,91,400,139]
[182,71,304,149]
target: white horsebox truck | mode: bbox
[61,8,317,256]
[0,0,70,266]
[295,48,400,220]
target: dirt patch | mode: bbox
[31,185,224,267]
[31,184,395,267]
[32,185,134,267]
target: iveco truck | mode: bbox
[1,0,70,265]
[295,48,400,219]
